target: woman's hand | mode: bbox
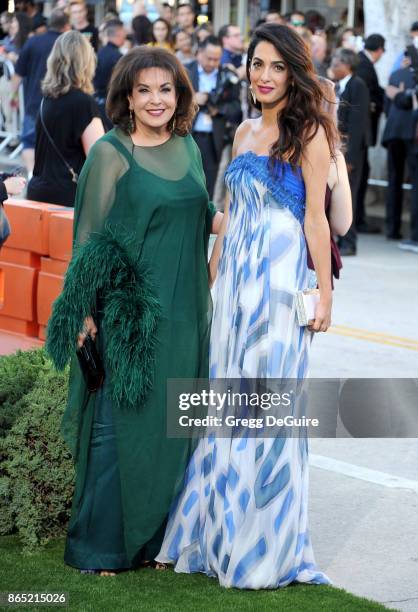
[308,294,332,333]
[77,316,98,348]
[6,51,18,63]
[195,92,209,106]
[4,176,26,196]
[385,82,404,100]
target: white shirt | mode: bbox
[194,64,218,133]
[337,73,352,98]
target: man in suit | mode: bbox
[331,48,371,255]
[187,35,242,199]
[355,34,385,233]
[93,19,126,131]
[382,66,416,240]
[387,74,418,253]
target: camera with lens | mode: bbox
[207,66,240,108]
[206,66,242,144]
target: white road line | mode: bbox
[310,454,418,494]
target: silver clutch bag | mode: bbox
[295,289,320,326]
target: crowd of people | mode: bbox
[0,3,417,254]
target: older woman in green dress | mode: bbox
[47,47,222,576]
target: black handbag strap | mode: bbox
[39,98,78,184]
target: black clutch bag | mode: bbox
[76,335,105,392]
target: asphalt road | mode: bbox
[309,232,418,611]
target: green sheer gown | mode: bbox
[62,127,216,569]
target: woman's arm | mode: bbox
[302,125,332,332]
[81,117,105,156]
[208,196,229,288]
[74,140,127,346]
[328,151,352,236]
[211,211,223,235]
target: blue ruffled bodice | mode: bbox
[225,151,306,225]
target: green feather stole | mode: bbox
[46,228,161,411]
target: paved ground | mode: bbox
[310,232,418,378]
[308,232,418,611]
[0,330,43,355]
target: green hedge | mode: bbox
[0,349,49,437]
[0,349,74,549]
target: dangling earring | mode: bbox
[128,107,135,133]
[249,86,257,105]
[170,114,177,133]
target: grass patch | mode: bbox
[0,536,393,612]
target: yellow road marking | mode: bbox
[328,325,418,351]
[332,325,418,345]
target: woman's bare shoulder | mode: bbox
[232,119,258,157]
[233,119,251,144]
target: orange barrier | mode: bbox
[0,246,41,268]
[3,199,66,254]
[49,212,73,261]
[37,257,68,341]
[0,199,74,343]
[0,257,38,336]
[0,269,4,309]
[0,247,41,335]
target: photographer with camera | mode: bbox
[187,35,242,198]
[383,43,418,252]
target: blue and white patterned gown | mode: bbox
[156,151,331,589]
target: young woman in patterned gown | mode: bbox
[156,23,339,589]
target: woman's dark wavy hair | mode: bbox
[106,46,197,136]
[246,24,339,167]
[13,12,32,50]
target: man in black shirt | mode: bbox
[11,9,71,174]
[70,0,99,52]
[94,19,126,131]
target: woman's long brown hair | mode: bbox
[246,24,340,168]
